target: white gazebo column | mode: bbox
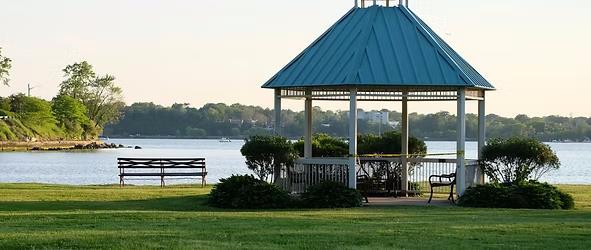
[348,89,358,189]
[477,92,486,184]
[456,88,467,195]
[274,89,282,135]
[401,91,409,194]
[304,89,313,158]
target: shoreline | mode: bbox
[0,140,126,151]
[103,136,591,143]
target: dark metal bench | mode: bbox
[428,173,456,204]
[118,158,207,187]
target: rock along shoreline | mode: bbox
[0,141,141,151]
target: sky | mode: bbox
[1,0,590,117]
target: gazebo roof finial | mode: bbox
[356,0,409,8]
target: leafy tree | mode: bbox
[52,95,91,139]
[481,137,560,183]
[6,94,55,128]
[58,62,124,135]
[85,74,124,128]
[240,135,296,183]
[59,61,95,99]
[0,97,10,111]
[0,47,12,86]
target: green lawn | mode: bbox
[1,184,590,249]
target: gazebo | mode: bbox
[262,0,495,196]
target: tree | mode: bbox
[0,47,12,86]
[240,135,296,183]
[85,74,124,128]
[52,95,91,139]
[59,61,95,99]
[58,62,124,135]
[481,137,560,183]
[8,94,55,126]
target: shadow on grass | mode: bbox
[0,194,215,212]
[0,194,425,213]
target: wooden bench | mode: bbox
[428,173,456,204]
[118,158,207,187]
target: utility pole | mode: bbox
[27,84,34,97]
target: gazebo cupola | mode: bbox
[262,0,495,196]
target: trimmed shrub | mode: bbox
[294,134,349,157]
[558,191,575,210]
[208,175,291,209]
[241,135,296,183]
[300,181,362,208]
[458,181,574,209]
[357,132,427,193]
[294,132,428,158]
[358,131,427,156]
[481,137,560,183]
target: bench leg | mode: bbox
[161,176,165,188]
[201,177,205,188]
[428,186,434,203]
[449,184,455,204]
[120,176,125,188]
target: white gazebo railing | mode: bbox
[278,158,350,194]
[278,157,483,195]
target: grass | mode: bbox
[1,184,591,249]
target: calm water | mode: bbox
[0,139,589,185]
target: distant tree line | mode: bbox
[104,102,591,142]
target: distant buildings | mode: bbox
[358,110,389,125]
[348,110,399,128]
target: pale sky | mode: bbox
[1,0,590,117]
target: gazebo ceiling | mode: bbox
[262,5,495,90]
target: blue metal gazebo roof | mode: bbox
[262,5,495,90]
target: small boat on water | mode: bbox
[219,138,232,143]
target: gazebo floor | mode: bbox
[365,197,455,207]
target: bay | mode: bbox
[0,139,589,185]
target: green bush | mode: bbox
[558,190,575,210]
[294,134,349,157]
[241,135,296,183]
[300,181,362,208]
[357,132,427,193]
[481,137,560,183]
[358,131,427,156]
[458,181,574,209]
[293,132,428,158]
[208,175,291,209]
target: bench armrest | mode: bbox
[429,173,456,184]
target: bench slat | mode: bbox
[120,172,207,177]
[118,166,205,169]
